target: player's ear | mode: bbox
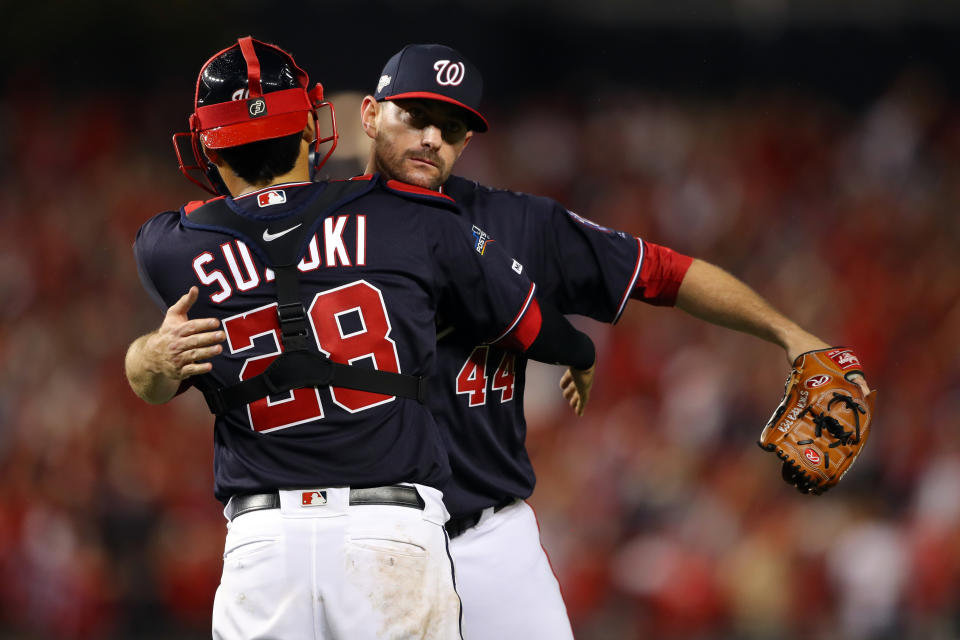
[302,117,316,142]
[456,130,474,158]
[202,145,224,167]
[360,95,379,140]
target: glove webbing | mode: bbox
[796,392,864,448]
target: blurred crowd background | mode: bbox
[1,2,959,639]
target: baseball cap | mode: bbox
[374,44,488,132]
[192,36,313,149]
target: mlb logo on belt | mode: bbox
[301,490,327,506]
[258,190,287,207]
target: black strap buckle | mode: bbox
[278,302,309,338]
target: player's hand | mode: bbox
[144,286,225,380]
[785,336,872,397]
[848,372,871,397]
[559,362,596,417]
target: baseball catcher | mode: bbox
[759,347,876,494]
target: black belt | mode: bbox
[446,497,517,539]
[226,485,425,522]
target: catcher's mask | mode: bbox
[173,36,338,195]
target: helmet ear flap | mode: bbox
[308,83,339,180]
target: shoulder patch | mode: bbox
[471,225,494,255]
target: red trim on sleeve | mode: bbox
[502,296,543,352]
[630,241,694,307]
[492,284,539,349]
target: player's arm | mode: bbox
[497,295,596,416]
[675,259,827,361]
[494,294,595,370]
[674,259,870,393]
[430,213,596,400]
[125,287,225,404]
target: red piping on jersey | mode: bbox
[344,175,454,203]
[492,283,538,347]
[231,181,313,200]
[184,196,226,216]
[386,179,455,202]
[612,237,645,324]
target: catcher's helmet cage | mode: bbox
[173,36,338,195]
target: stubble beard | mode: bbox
[373,137,446,191]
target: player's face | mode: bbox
[370,99,472,190]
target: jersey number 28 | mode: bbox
[221,280,400,433]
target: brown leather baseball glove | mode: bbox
[759,347,876,495]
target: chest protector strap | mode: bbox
[182,179,427,415]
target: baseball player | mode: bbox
[125,37,597,640]
[353,44,872,639]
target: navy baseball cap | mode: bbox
[374,44,488,132]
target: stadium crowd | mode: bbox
[0,71,957,639]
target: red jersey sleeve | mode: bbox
[630,240,694,306]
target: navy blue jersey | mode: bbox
[434,176,644,516]
[134,176,538,503]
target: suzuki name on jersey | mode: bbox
[192,214,366,304]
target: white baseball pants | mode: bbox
[212,485,462,639]
[449,500,574,639]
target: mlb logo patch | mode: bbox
[258,190,287,207]
[301,490,327,506]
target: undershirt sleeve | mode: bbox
[630,240,694,307]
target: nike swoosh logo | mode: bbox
[262,223,302,242]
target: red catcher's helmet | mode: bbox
[172,36,338,195]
